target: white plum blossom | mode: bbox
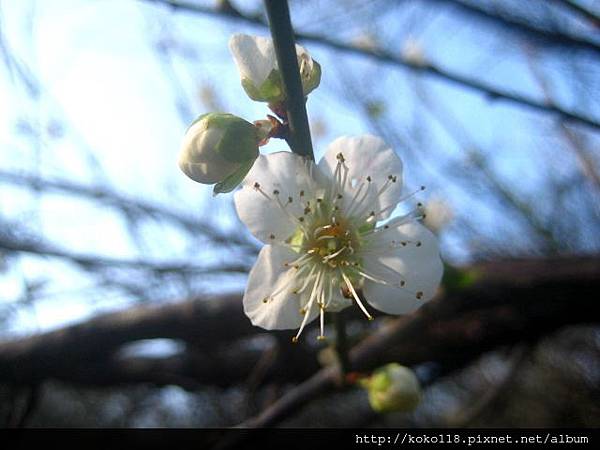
[234,135,443,341]
[229,34,321,103]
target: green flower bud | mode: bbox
[361,363,422,413]
[178,113,259,195]
[229,34,321,104]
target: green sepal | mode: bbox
[212,157,256,196]
[214,117,259,163]
[302,59,321,95]
[241,69,285,103]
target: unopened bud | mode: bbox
[361,363,422,413]
[229,34,321,103]
[178,113,259,194]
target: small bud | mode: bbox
[178,113,259,194]
[361,363,422,413]
[229,34,321,103]
[423,197,454,233]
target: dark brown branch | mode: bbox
[0,294,253,383]
[1,256,599,406]
[140,0,600,131]
[240,256,600,427]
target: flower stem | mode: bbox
[263,0,315,161]
[332,313,351,383]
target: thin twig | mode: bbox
[141,0,600,131]
[263,0,314,160]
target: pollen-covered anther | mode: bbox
[416,291,423,299]
[253,182,260,190]
[336,152,345,162]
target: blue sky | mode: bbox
[1,0,598,335]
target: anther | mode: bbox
[416,241,422,247]
[273,189,280,195]
[416,291,423,299]
[288,196,293,203]
[400,280,406,287]
[253,182,260,189]
[336,194,343,199]
[262,297,269,304]
[384,225,389,229]
[366,176,372,182]
[316,198,323,203]
[336,152,345,162]
[269,234,276,240]
[300,190,305,197]
[304,207,311,214]
[298,217,305,222]
[291,337,299,343]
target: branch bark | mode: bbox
[240,256,600,427]
[1,256,599,403]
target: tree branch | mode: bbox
[140,0,600,131]
[264,0,314,160]
[430,0,600,55]
[240,256,600,427]
[0,232,250,275]
[0,170,258,251]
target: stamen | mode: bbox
[317,306,326,341]
[358,268,405,289]
[322,246,347,262]
[294,265,317,295]
[341,271,373,321]
[294,269,324,341]
[397,185,426,204]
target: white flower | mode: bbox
[234,135,443,341]
[229,34,321,103]
[178,113,259,194]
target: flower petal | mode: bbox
[229,34,276,87]
[318,135,403,220]
[362,221,443,314]
[234,152,324,244]
[244,245,318,330]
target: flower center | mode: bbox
[305,217,360,268]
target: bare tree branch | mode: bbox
[0,170,258,251]
[240,256,600,427]
[430,0,600,55]
[140,0,600,131]
[0,232,250,275]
